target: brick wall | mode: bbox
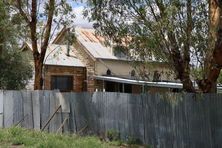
[44,65,86,92]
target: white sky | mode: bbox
[73,5,93,28]
[67,0,93,28]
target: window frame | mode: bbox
[50,75,74,92]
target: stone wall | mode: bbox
[73,41,96,92]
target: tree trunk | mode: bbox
[34,58,43,90]
[199,1,222,93]
[199,29,222,92]
[181,0,195,93]
[203,0,220,92]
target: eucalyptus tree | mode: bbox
[9,0,75,89]
[199,0,222,92]
[86,0,222,92]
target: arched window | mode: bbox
[106,69,111,75]
[153,70,161,82]
[131,70,136,77]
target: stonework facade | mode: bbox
[73,41,96,92]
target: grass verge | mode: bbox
[0,127,117,148]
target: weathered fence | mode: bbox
[1,90,222,148]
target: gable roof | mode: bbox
[53,27,122,60]
[52,27,69,44]
[75,27,118,60]
[53,27,161,62]
[22,43,85,67]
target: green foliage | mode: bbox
[86,0,210,89]
[86,0,208,59]
[0,1,32,90]
[0,127,118,148]
[191,68,203,80]
[6,0,77,89]
[191,67,222,85]
[217,71,222,84]
[0,51,32,90]
[109,140,123,146]
[9,0,76,43]
[106,129,120,141]
[126,136,143,145]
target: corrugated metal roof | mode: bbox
[44,44,85,67]
[94,75,183,89]
[75,27,118,60]
[25,43,85,67]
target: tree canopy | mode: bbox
[86,0,222,92]
[0,1,32,90]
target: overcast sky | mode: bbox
[68,1,93,28]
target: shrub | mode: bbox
[126,136,142,145]
[106,129,120,141]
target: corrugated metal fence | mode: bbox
[0,90,222,147]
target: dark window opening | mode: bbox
[106,69,111,75]
[105,81,132,93]
[51,75,73,92]
[171,88,181,93]
[124,84,132,93]
[131,70,136,77]
[153,70,161,82]
[105,81,116,92]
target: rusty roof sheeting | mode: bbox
[75,27,118,60]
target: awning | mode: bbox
[94,75,183,89]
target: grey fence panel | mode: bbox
[127,94,144,143]
[13,91,24,126]
[96,92,106,134]
[40,91,50,131]
[0,90,3,127]
[184,94,207,148]
[69,92,91,133]
[106,93,124,132]
[202,94,213,148]
[3,91,14,127]
[84,93,96,133]
[143,93,157,145]
[93,92,116,135]
[172,93,189,148]
[49,91,62,132]
[21,91,33,129]
[208,93,222,148]
[57,92,71,133]
[115,93,129,140]
[94,92,130,139]
[91,92,101,133]
[69,93,77,133]
[98,92,112,133]
[32,91,41,130]
[4,90,222,147]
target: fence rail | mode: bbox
[0,90,222,148]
